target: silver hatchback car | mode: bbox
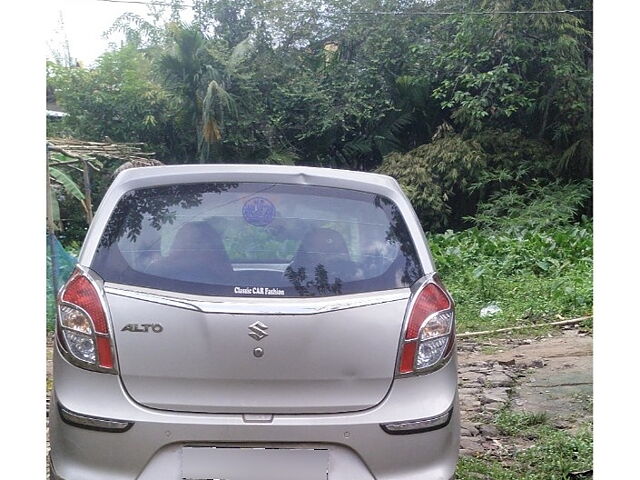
[50,165,459,480]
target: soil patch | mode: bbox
[457,328,593,456]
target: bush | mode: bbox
[377,127,485,230]
[471,180,593,234]
[377,128,567,231]
[430,224,592,280]
[430,224,592,333]
[429,179,593,333]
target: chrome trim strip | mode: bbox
[58,404,133,432]
[105,286,201,311]
[103,284,411,315]
[380,403,454,435]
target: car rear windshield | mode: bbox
[91,182,423,297]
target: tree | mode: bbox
[158,24,236,162]
[47,47,183,160]
[48,0,592,232]
[426,0,592,176]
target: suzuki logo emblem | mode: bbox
[248,321,269,341]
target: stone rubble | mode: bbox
[456,329,592,458]
[456,334,562,456]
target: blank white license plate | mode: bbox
[181,446,329,480]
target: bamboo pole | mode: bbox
[45,144,56,233]
[457,316,592,338]
[81,158,94,224]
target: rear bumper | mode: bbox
[50,345,459,480]
[49,455,63,480]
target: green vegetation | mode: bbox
[47,0,592,243]
[430,181,592,333]
[46,0,592,336]
[495,410,549,436]
[457,410,592,480]
[432,224,593,333]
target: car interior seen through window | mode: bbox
[92,182,423,297]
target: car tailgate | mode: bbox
[107,287,409,414]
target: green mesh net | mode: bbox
[47,234,77,330]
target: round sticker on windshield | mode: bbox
[242,197,276,227]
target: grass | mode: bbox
[495,410,549,436]
[429,224,592,334]
[457,410,593,480]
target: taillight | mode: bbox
[397,277,455,375]
[57,269,116,373]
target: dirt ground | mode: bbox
[456,327,592,456]
[45,326,593,472]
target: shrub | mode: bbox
[429,179,593,333]
[377,127,485,230]
[377,127,567,231]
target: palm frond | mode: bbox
[388,111,415,137]
[202,117,222,143]
[343,136,374,157]
[201,79,236,143]
[558,138,592,174]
